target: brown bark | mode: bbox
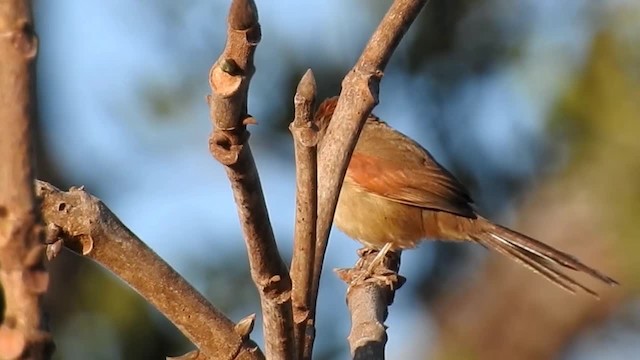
[36,181,264,360]
[307,0,429,357]
[288,70,318,360]
[0,1,52,359]
[335,250,405,360]
[207,0,294,358]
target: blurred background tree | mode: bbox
[22,0,640,358]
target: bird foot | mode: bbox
[349,267,400,287]
[335,244,405,290]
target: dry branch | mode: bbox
[0,1,52,358]
[288,69,318,359]
[207,0,294,358]
[306,0,429,356]
[35,181,263,360]
[336,250,405,360]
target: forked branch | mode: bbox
[305,0,429,357]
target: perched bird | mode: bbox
[315,96,617,296]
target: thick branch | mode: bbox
[335,250,404,360]
[288,69,318,360]
[207,0,294,359]
[307,0,428,356]
[0,1,52,359]
[35,181,263,360]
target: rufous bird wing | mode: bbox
[347,151,476,218]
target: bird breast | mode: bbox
[334,179,425,250]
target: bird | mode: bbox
[315,96,618,296]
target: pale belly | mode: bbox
[333,181,425,250]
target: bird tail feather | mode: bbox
[472,218,618,297]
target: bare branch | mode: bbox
[335,250,405,360]
[35,181,264,360]
[288,69,318,359]
[207,0,294,358]
[0,1,52,358]
[306,0,429,356]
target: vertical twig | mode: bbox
[335,251,405,360]
[304,0,429,357]
[288,70,318,359]
[208,0,294,358]
[0,1,52,359]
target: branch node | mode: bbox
[220,59,241,76]
[209,65,243,98]
[244,26,262,46]
[208,130,247,166]
[5,20,38,59]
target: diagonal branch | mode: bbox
[288,69,318,359]
[0,1,52,359]
[207,0,294,359]
[35,181,264,360]
[306,0,429,357]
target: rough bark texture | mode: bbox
[288,69,318,360]
[0,1,52,359]
[306,0,429,357]
[36,181,264,360]
[336,250,405,360]
[207,0,294,358]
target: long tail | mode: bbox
[471,217,618,297]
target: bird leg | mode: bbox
[366,242,394,274]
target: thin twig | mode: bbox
[306,0,429,357]
[207,0,295,359]
[0,2,52,359]
[335,250,404,360]
[35,181,264,360]
[288,69,318,359]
